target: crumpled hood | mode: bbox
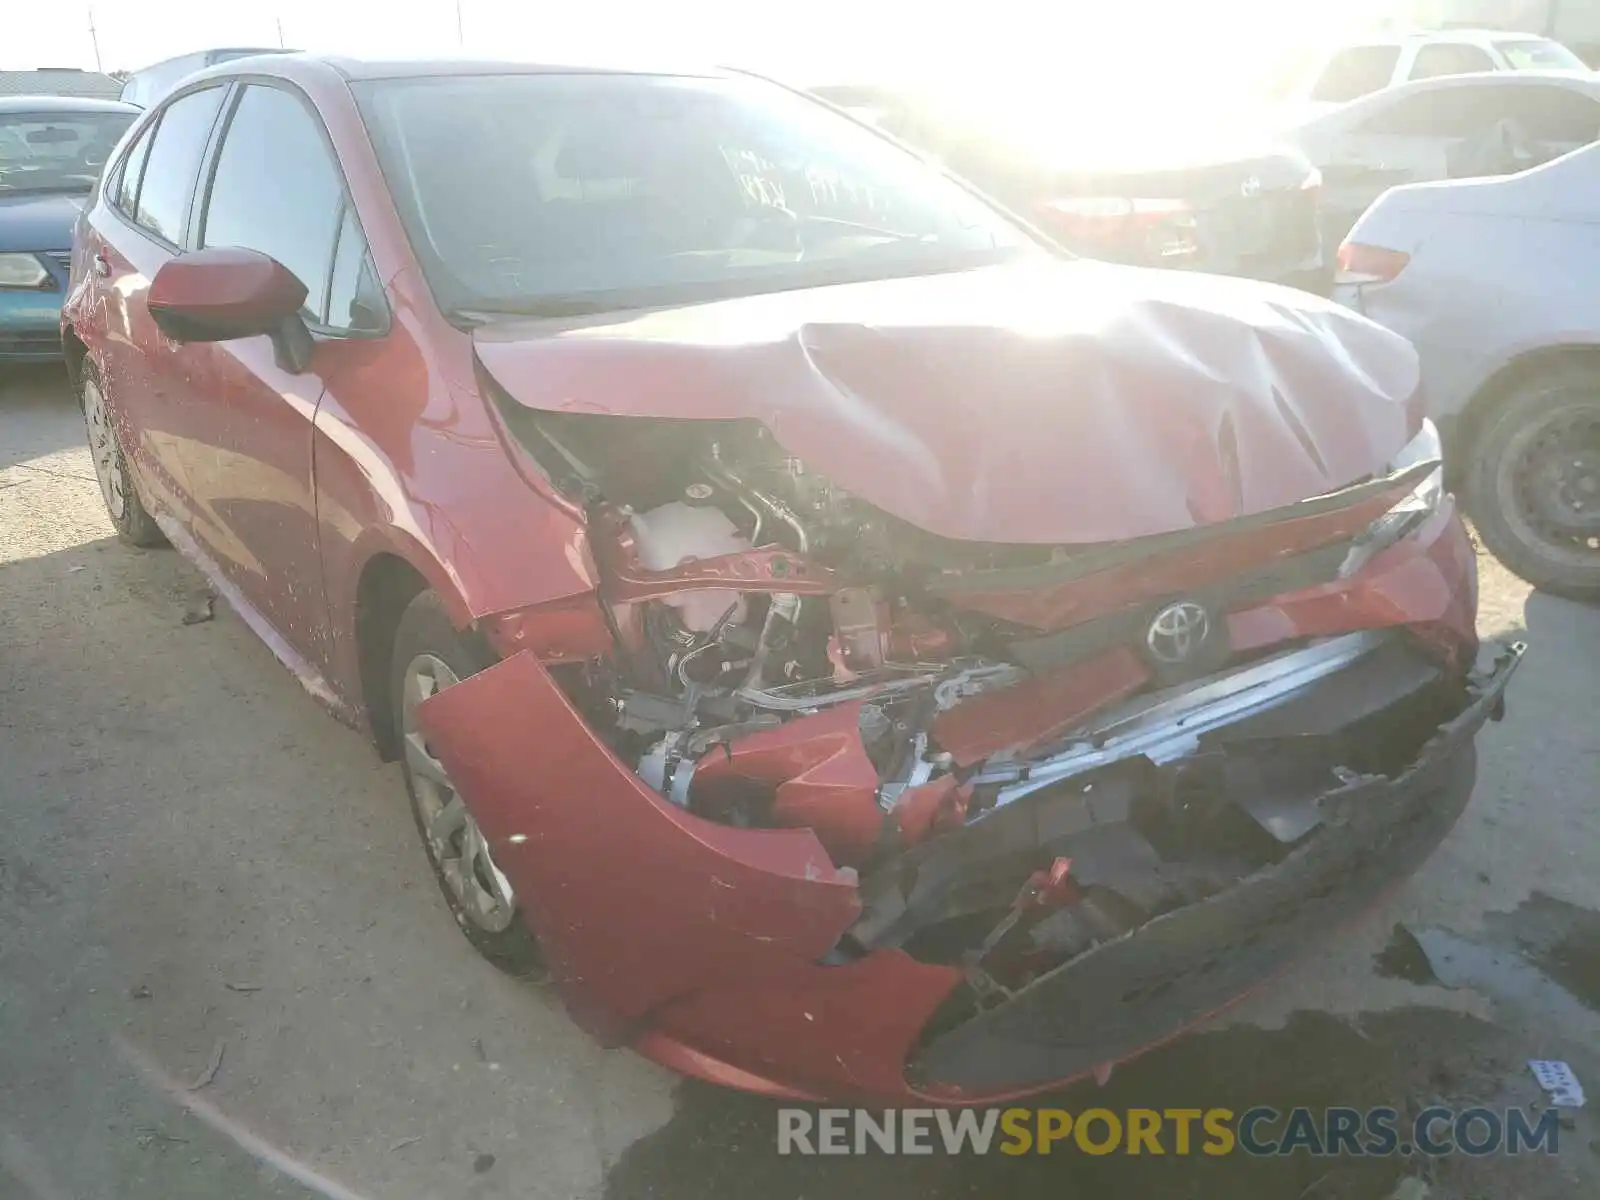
[0,192,85,253]
[475,260,1419,545]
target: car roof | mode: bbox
[183,51,727,86]
[1345,27,1555,48]
[0,95,140,115]
[1377,68,1600,95]
[128,46,283,71]
[328,55,726,82]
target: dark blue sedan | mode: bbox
[1,96,136,364]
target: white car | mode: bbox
[1333,143,1600,599]
[1286,29,1588,113]
[1284,70,1600,245]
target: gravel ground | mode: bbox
[2,364,1596,1200]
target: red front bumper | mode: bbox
[417,502,1492,1103]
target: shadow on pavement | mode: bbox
[604,1003,1592,1200]
[0,363,81,471]
[0,533,329,1200]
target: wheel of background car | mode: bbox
[390,590,544,977]
[1467,365,1600,601]
[79,362,166,548]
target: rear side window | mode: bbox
[1361,88,1503,137]
[134,86,226,244]
[1495,39,1589,70]
[201,84,378,330]
[1499,85,1600,143]
[1410,43,1497,80]
[109,121,154,214]
[1310,46,1402,103]
[1363,83,1600,141]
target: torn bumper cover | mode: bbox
[898,638,1522,1096]
[418,629,1521,1103]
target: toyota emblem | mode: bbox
[1145,601,1212,666]
[1241,175,1263,198]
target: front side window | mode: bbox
[356,72,1038,320]
[200,84,345,321]
[1310,47,1402,103]
[0,110,135,196]
[134,86,226,243]
[324,206,386,332]
[1495,39,1588,71]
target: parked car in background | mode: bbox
[0,96,136,364]
[1408,0,1600,67]
[63,54,1520,1103]
[813,84,1329,292]
[1284,69,1600,245]
[1281,28,1588,112]
[119,48,290,109]
[1336,142,1600,599]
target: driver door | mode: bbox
[167,82,387,681]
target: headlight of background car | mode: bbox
[0,253,51,289]
[1339,419,1445,578]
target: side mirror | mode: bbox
[148,247,314,371]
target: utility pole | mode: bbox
[276,17,286,48]
[87,4,104,72]
[456,0,465,45]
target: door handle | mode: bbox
[92,251,111,278]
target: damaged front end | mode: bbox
[864,633,1520,1095]
[421,399,1521,1101]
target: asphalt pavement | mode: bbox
[2,364,1597,1200]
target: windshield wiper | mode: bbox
[447,296,626,323]
[799,214,927,242]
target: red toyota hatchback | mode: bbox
[64,54,1521,1104]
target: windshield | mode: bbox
[356,73,1040,319]
[1494,38,1589,70]
[0,111,134,194]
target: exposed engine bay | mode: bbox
[508,406,1448,819]
[510,411,1148,858]
[497,402,1517,1028]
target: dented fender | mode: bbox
[415,650,863,1042]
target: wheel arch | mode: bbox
[350,537,471,761]
[62,327,88,394]
[1449,343,1600,489]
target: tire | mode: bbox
[80,361,165,547]
[390,590,543,977]
[1465,365,1600,601]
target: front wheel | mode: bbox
[1466,366,1600,600]
[391,590,543,976]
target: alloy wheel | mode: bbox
[82,375,127,521]
[400,654,517,933]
